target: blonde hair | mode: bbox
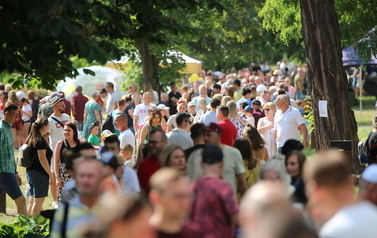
[212,94,223,102]
[160,145,184,167]
[226,100,238,119]
[221,96,232,106]
[263,102,277,113]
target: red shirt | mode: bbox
[217,119,237,146]
[137,154,161,193]
[63,98,72,117]
[96,97,104,107]
[190,177,239,238]
[157,222,202,238]
[72,93,88,121]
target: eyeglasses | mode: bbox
[148,140,160,144]
[185,120,192,124]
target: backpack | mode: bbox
[358,131,373,165]
[102,112,115,133]
[17,144,36,167]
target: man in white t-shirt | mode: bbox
[133,92,155,132]
[274,94,308,153]
[114,113,135,150]
[105,82,120,114]
[304,150,377,238]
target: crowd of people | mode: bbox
[0,62,377,238]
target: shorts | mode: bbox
[26,170,49,198]
[0,172,23,200]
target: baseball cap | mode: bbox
[203,123,223,134]
[50,96,63,107]
[188,102,196,107]
[202,144,223,164]
[157,104,169,110]
[244,106,253,112]
[101,129,115,139]
[89,121,100,131]
[252,100,261,106]
[361,164,377,183]
[99,152,119,170]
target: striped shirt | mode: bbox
[0,120,16,173]
[51,196,98,238]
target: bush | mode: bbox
[0,214,49,237]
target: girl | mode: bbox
[21,98,32,142]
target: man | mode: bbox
[166,102,187,132]
[49,96,71,207]
[105,82,120,114]
[111,99,129,136]
[114,113,135,150]
[255,76,267,94]
[51,159,103,238]
[98,88,107,110]
[59,92,72,117]
[213,84,221,95]
[0,103,27,215]
[168,82,181,115]
[192,84,211,112]
[137,129,167,192]
[49,96,71,151]
[201,98,220,126]
[149,168,201,237]
[216,105,237,146]
[274,94,308,153]
[190,144,239,237]
[185,123,206,159]
[236,88,252,108]
[166,113,193,150]
[233,79,242,102]
[133,92,155,132]
[258,90,272,106]
[294,70,305,99]
[251,100,265,127]
[187,101,196,119]
[359,164,377,206]
[304,150,377,238]
[240,181,314,238]
[191,123,247,195]
[157,93,170,109]
[71,85,88,131]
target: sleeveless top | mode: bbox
[60,139,80,157]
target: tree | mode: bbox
[300,0,360,172]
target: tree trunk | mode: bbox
[300,0,362,173]
[136,41,160,94]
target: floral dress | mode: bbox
[230,117,246,138]
[83,101,102,139]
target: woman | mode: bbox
[227,100,247,138]
[243,125,269,161]
[181,85,190,101]
[221,95,232,106]
[166,101,187,132]
[123,96,135,134]
[257,102,277,158]
[21,98,32,143]
[7,90,22,149]
[26,90,39,123]
[160,145,186,174]
[25,117,53,215]
[83,91,102,139]
[138,109,162,145]
[193,98,207,124]
[233,138,264,189]
[128,82,141,108]
[54,122,81,204]
[285,150,308,205]
[144,83,159,105]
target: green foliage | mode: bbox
[0,214,49,237]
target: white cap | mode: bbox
[361,164,377,183]
[188,102,196,107]
[157,104,169,110]
[101,129,115,139]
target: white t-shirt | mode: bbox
[166,129,193,150]
[166,114,178,129]
[48,114,71,151]
[274,107,305,148]
[106,91,120,114]
[319,201,377,238]
[22,104,32,121]
[133,103,155,126]
[118,129,135,150]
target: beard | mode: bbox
[59,108,66,114]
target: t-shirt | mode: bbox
[72,93,88,121]
[22,104,32,121]
[133,103,155,126]
[27,139,53,177]
[122,166,140,195]
[217,119,237,146]
[319,201,377,238]
[157,223,202,238]
[48,114,71,151]
[222,145,245,192]
[168,91,182,115]
[166,129,194,150]
[190,177,239,238]
[166,114,178,129]
[294,75,303,92]
[88,135,101,146]
[123,104,134,128]
[137,154,161,192]
[106,91,120,114]
[192,96,211,112]
[252,110,265,128]
[201,111,218,126]
[274,107,305,148]
[118,129,135,150]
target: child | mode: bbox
[99,152,122,195]
[120,144,134,168]
[88,121,101,146]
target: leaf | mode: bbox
[83,68,96,76]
